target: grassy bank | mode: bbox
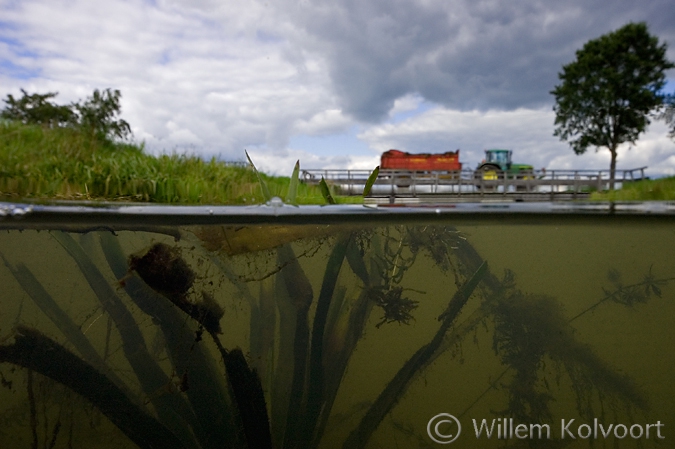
[0,120,342,204]
[590,176,675,201]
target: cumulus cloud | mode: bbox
[272,0,675,121]
[293,109,351,136]
[245,147,379,175]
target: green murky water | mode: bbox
[1,204,674,448]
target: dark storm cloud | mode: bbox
[275,0,675,121]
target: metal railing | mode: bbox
[300,167,647,199]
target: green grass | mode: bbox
[0,120,357,205]
[590,176,675,201]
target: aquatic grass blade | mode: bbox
[0,326,187,449]
[287,160,300,205]
[0,253,128,391]
[311,248,379,448]
[53,231,203,449]
[217,346,273,449]
[246,150,272,202]
[319,177,335,204]
[301,233,352,447]
[98,232,241,449]
[343,261,488,449]
[270,271,298,448]
[362,166,379,197]
[277,244,314,448]
[249,278,277,399]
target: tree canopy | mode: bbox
[1,88,132,144]
[551,22,674,188]
[1,90,75,128]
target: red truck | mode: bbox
[380,149,462,172]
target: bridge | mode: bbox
[301,167,647,203]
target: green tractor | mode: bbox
[475,149,535,190]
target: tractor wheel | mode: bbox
[515,169,535,192]
[474,165,501,191]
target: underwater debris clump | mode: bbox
[367,286,419,328]
[128,242,224,334]
[128,242,195,298]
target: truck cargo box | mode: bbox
[381,149,462,171]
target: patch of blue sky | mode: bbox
[388,100,435,124]
[0,34,22,49]
[289,126,373,157]
[664,79,675,94]
[0,27,41,60]
[0,58,39,80]
[158,50,171,65]
[256,29,283,43]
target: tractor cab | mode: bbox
[478,149,533,175]
[475,149,534,189]
[483,149,513,171]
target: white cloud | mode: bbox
[293,109,351,136]
[244,148,379,176]
[388,94,424,117]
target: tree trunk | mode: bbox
[609,147,617,191]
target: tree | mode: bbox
[551,22,674,189]
[74,88,132,143]
[0,89,75,128]
[1,88,132,144]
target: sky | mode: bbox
[1,0,674,177]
